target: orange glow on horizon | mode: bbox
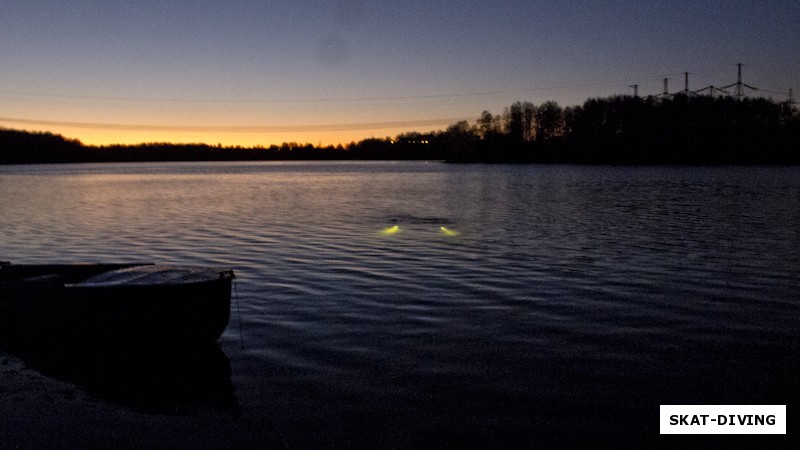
[0,123,451,148]
[0,113,468,148]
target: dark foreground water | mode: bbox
[1,161,798,448]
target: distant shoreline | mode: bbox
[3,94,799,165]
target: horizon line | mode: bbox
[0,116,472,134]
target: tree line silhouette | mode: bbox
[2,94,798,165]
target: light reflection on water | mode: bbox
[1,161,799,446]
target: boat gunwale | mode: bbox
[1,263,234,288]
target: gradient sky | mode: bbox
[1,0,798,147]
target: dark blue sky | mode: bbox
[1,0,798,145]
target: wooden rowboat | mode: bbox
[0,262,234,344]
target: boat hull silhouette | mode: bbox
[0,262,233,344]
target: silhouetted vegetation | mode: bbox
[2,94,798,165]
[0,129,86,164]
[445,95,800,164]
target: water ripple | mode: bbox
[2,162,799,446]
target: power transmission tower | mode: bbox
[720,63,758,101]
[629,84,639,98]
[657,78,670,99]
[682,72,691,95]
[678,72,699,100]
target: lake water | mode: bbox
[1,161,798,448]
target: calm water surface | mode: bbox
[1,161,798,447]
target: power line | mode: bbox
[692,85,729,97]
[0,78,666,105]
[759,87,791,96]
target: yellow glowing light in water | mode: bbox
[379,225,400,236]
[439,226,460,236]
